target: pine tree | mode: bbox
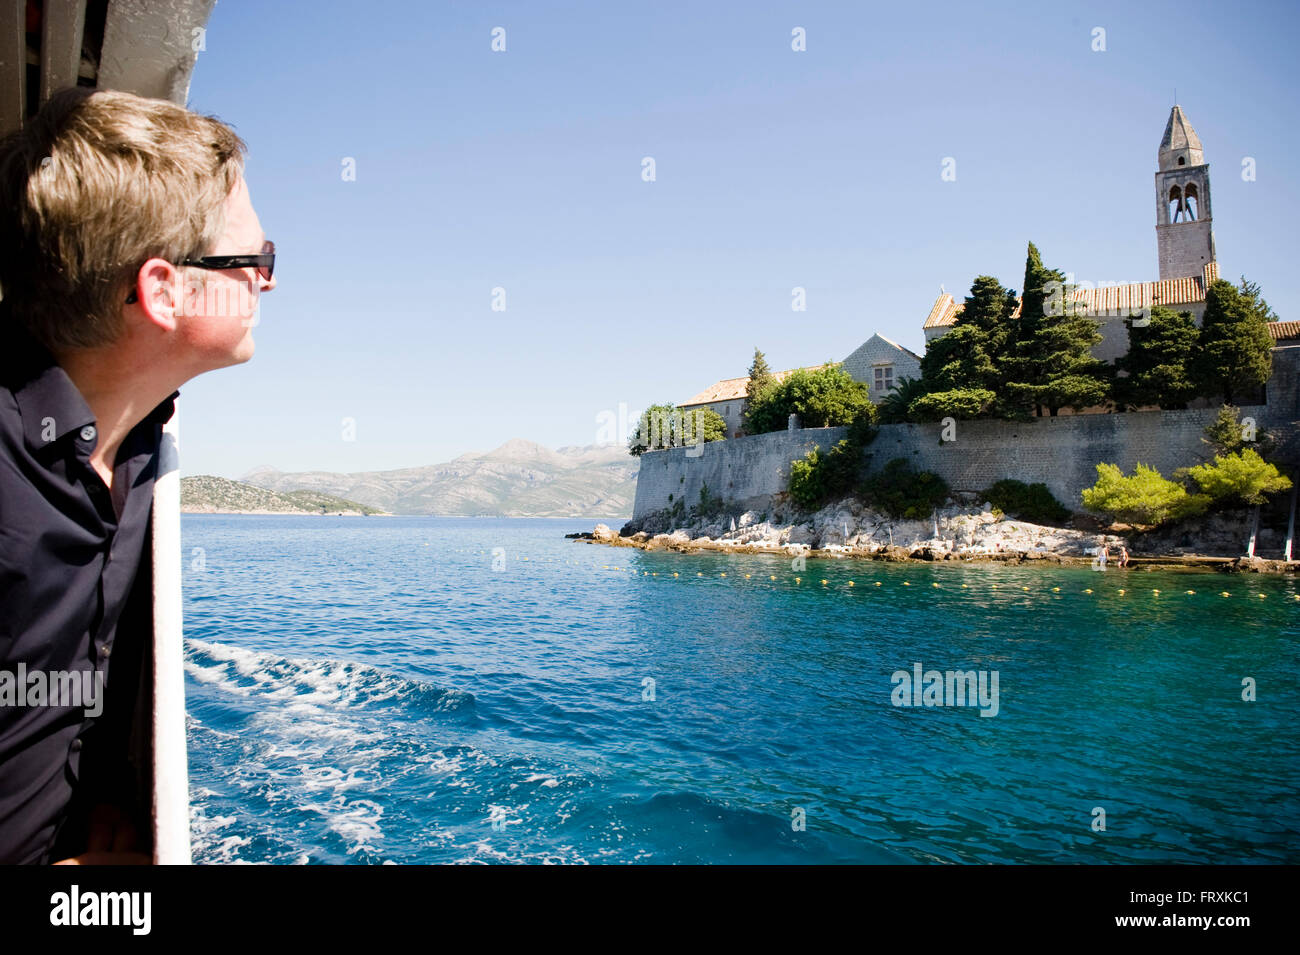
[1193,278,1275,405]
[1115,306,1200,409]
[913,275,1019,419]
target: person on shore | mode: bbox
[1118,545,1130,568]
[1097,541,1109,568]
[0,88,275,864]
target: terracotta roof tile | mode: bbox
[1268,321,1300,341]
[923,293,961,329]
[679,364,830,407]
[925,274,1212,330]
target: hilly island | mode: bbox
[182,439,637,518]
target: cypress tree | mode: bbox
[1004,244,1108,416]
[743,348,775,434]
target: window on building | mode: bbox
[874,366,895,393]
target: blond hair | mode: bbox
[0,87,246,350]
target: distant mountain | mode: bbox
[240,439,638,517]
[181,475,386,515]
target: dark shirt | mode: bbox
[0,322,177,863]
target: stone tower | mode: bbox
[1155,105,1216,280]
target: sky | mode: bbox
[178,0,1300,477]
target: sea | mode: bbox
[181,515,1300,864]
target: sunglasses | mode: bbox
[126,240,275,303]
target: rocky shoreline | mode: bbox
[569,496,1297,574]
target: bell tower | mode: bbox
[1155,105,1215,281]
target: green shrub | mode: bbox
[788,439,863,509]
[786,416,878,510]
[859,458,949,520]
[745,364,878,434]
[1184,448,1291,506]
[788,448,826,509]
[1081,462,1210,526]
[908,387,997,421]
[982,479,1070,525]
[697,481,725,519]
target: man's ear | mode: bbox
[133,258,181,332]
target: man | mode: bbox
[0,88,274,864]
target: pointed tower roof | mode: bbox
[1159,105,1204,170]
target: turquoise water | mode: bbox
[180,515,1299,864]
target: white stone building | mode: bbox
[841,333,922,402]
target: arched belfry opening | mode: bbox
[1183,183,1198,220]
[1168,185,1183,223]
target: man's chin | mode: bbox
[233,333,255,364]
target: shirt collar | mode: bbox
[6,323,179,453]
[7,327,96,452]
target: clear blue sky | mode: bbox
[179,0,1300,477]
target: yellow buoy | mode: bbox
[673,572,679,577]
[1118,589,1126,595]
[1052,587,1060,592]
[932,582,941,588]
[820,579,828,585]
[1220,591,1230,597]
[770,575,777,580]
[1258,593,1267,599]
[1185,589,1195,595]
[1084,588,1093,594]
[903,581,911,587]
[720,572,727,577]
[1021,586,1029,591]
[795,577,801,584]
[744,574,751,579]
[697,572,703,577]
[874,581,882,587]
[960,583,968,588]
[847,581,855,587]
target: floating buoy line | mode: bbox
[443,549,1298,601]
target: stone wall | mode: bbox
[1157,220,1216,283]
[631,354,1298,520]
[863,406,1268,509]
[632,427,850,520]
